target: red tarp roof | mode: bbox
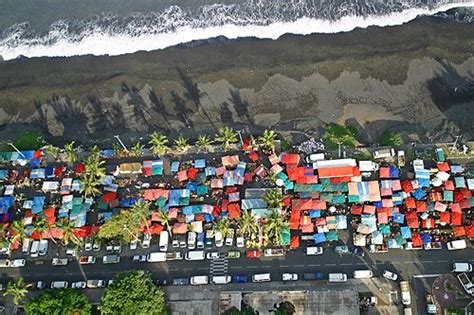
[318,166,359,179]
[280,153,300,165]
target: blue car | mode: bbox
[232,275,248,283]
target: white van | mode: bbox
[212,276,231,284]
[185,250,205,261]
[306,247,323,255]
[328,273,347,282]
[38,240,48,256]
[252,273,271,283]
[447,240,467,250]
[353,270,373,279]
[30,240,40,258]
[453,263,472,272]
[22,238,32,255]
[51,281,68,289]
[147,252,167,262]
[215,231,224,247]
[159,231,169,252]
[187,232,196,250]
[190,275,209,285]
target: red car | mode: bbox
[246,250,262,259]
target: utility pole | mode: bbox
[114,135,128,152]
[7,142,26,159]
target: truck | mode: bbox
[369,244,388,253]
[457,273,474,295]
[397,150,405,167]
[373,148,395,160]
[400,281,411,305]
[435,148,446,162]
[166,252,183,261]
[424,242,442,250]
[425,293,437,314]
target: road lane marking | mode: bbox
[413,274,441,278]
[437,260,449,263]
[248,266,258,269]
[325,264,336,266]
[340,263,352,266]
[308,264,321,267]
[356,263,365,265]
[294,264,304,267]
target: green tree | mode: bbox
[3,277,31,305]
[100,271,166,315]
[131,142,144,157]
[264,209,288,245]
[63,141,78,164]
[44,144,61,159]
[258,129,277,153]
[214,218,231,238]
[55,219,81,247]
[13,131,43,150]
[25,288,91,315]
[158,210,173,237]
[264,189,283,208]
[10,220,28,247]
[174,136,190,152]
[97,210,141,243]
[149,132,169,156]
[34,218,57,244]
[378,129,402,146]
[322,123,359,149]
[238,211,258,239]
[80,173,101,198]
[196,134,213,150]
[130,201,152,234]
[215,127,238,151]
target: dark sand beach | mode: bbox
[0,15,473,146]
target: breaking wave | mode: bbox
[0,0,473,60]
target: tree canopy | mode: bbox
[25,289,91,315]
[100,271,166,315]
[378,129,402,146]
[322,123,359,149]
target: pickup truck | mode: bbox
[400,281,412,306]
[457,273,474,295]
[424,242,442,250]
[166,252,183,261]
[52,258,68,266]
[263,248,285,257]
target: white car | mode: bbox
[132,255,147,262]
[71,281,86,289]
[52,258,68,266]
[79,256,96,265]
[11,259,26,267]
[84,238,93,251]
[236,236,245,248]
[142,234,151,248]
[66,247,76,256]
[215,231,224,247]
[282,273,298,281]
[382,270,399,281]
[206,252,223,260]
[130,240,138,250]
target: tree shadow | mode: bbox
[220,102,234,124]
[170,91,193,129]
[228,88,252,124]
[148,89,172,130]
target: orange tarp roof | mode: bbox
[318,166,359,178]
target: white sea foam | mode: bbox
[0,2,473,60]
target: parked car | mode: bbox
[172,236,180,248]
[215,231,224,247]
[303,272,324,281]
[264,248,285,257]
[71,281,86,289]
[84,238,93,251]
[196,232,205,249]
[52,258,68,266]
[156,279,169,286]
[232,275,249,283]
[351,247,365,257]
[11,259,26,267]
[178,235,187,248]
[38,240,48,256]
[305,247,323,256]
[142,234,151,248]
[51,281,68,289]
[106,243,114,252]
[36,281,46,290]
[227,251,241,259]
[225,229,235,246]
[113,244,122,253]
[187,232,197,250]
[335,245,349,254]
[65,247,76,256]
[172,278,189,286]
[92,240,101,251]
[103,255,120,264]
[205,229,214,247]
[130,240,138,250]
[166,252,183,261]
[79,255,96,265]
[382,270,399,281]
[282,273,298,281]
[132,255,147,262]
[86,280,106,288]
[246,250,262,259]
[206,252,223,260]
[236,235,245,248]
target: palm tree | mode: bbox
[44,144,61,160]
[215,127,238,151]
[83,156,106,180]
[10,220,28,247]
[64,141,78,164]
[149,132,169,156]
[33,218,57,243]
[196,134,213,151]
[130,201,152,234]
[131,142,144,157]
[264,209,288,245]
[174,136,190,152]
[214,218,231,238]
[238,211,258,239]
[267,171,278,185]
[80,173,101,197]
[3,277,31,305]
[264,189,283,208]
[55,219,81,246]
[89,145,101,161]
[112,143,127,157]
[259,129,277,153]
[158,210,173,236]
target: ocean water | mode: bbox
[0,0,473,60]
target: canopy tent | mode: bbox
[313,233,326,244]
[371,231,384,245]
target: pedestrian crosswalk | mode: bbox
[210,257,228,276]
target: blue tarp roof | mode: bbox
[421,233,432,244]
[400,226,412,239]
[392,212,405,224]
[313,233,326,244]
